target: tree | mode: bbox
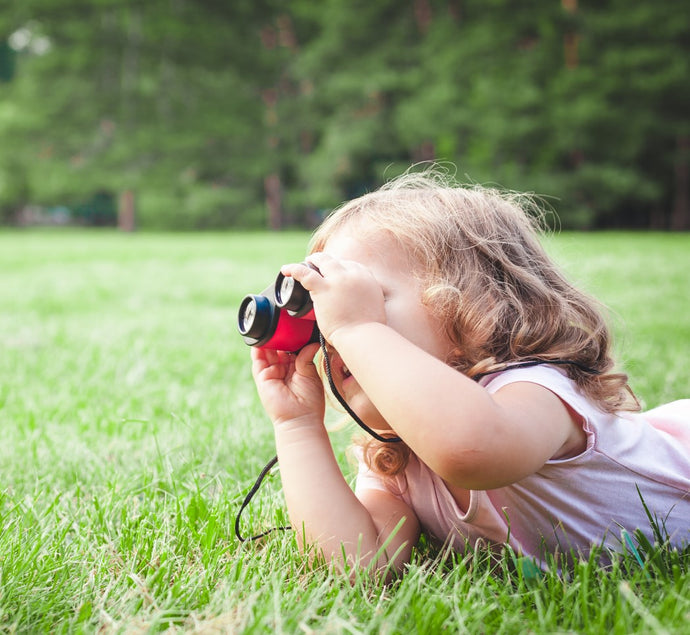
[0,0,687,229]
[549,0,690,228]
[0,0,286,228]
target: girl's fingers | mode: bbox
[282,254,365,293]
[250,346,277,366]
[308,252,371,278]
[305,252,352,278]
[304,252,332,269]
[280,260,325,290]
[294,342,321,375]
[250,346,292,376]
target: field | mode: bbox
[0,229,688,633]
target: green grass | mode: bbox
[0,229,688,633]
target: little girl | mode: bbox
[250,168,689,574]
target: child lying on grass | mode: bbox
[250,168,690,574]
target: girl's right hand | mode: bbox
[280,254,387,347]
[250,342,325,427]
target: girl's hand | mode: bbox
[281,254,386,344]
[250,342,325,427]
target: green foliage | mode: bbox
[0,40,16,82]
[0,0,279,228]
[0,1,688,228]
[137,184,264,230]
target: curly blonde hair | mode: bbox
[309,167,639,476]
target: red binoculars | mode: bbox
[237,270,319,352]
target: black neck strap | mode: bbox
[471,358,601,380]
[319,332,402,443]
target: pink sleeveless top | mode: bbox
[355,365,690,563]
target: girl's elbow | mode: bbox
[324,533,416,582]
[442,456,536,491]
[433,447,495,489]
[346,545,413,583]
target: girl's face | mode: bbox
[320,229,453,431]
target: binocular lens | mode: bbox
[280,276,294,302]
[240,300,255,332]
[274,272,312,315]
[238,295,273,338]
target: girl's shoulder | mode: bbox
[478,363,594,414]
[480,364,690,458]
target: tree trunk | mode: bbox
[562,0,579,69]
[265,173,283,230]
[412,140,436,163]
[118,190,136,231]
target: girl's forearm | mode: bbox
[273,418,393,571]
[330,323,493,446]
[329,322,567,489]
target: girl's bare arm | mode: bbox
[251,345,419,574]
[274,418,419,574]
[330,322,582,490]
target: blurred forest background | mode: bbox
[0,0,688,231]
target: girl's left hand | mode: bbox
[250,342,325,427]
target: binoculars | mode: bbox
[237,269,319,352]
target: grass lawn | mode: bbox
[0,229,688,633]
